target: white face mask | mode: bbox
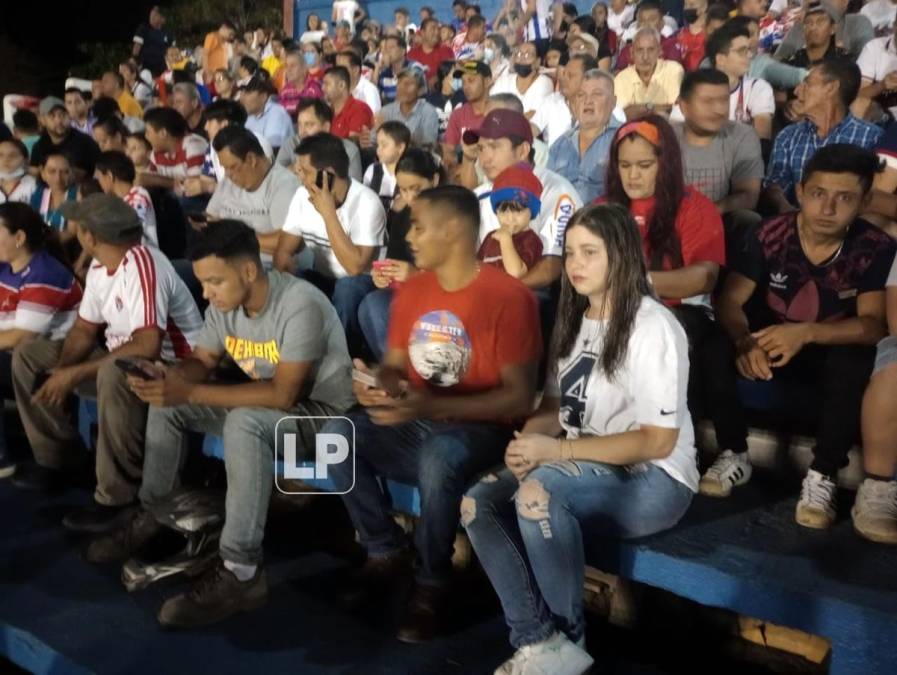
[0,166,25,181]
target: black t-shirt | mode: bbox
[737,212,896,324]
[30,129,100,177]
[134,23,174,77]
[385,207,414,262]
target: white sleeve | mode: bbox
[539,183,582,256]
[349,193,387,246]
[749,79,775,116]
[363,163,374,187]
[857,42,879,81]
[530,103,549,134]
[78,270,106,325]
[630,308,690,430]
[281,189,307,237]
[126,249,170,332]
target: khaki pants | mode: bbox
[12,338,148,506]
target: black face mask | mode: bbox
[559,20,570,33]
[515,63,534,77]
[683,8,700,24]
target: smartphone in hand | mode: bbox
[115,359,157,380]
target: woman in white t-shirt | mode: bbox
[331,0,362,32]
[463,203,698,675]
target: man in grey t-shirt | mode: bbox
[93,220,353,629]
[276,97,363,180]
[673,69,764,214]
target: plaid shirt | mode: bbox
[765,114,883,200]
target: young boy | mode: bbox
[125,132,153,173]
[12,109,41,158]
[363,120,410,210]
[477,163,544,279]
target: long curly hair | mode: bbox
[604,113,685,270]
[551,204,653,380]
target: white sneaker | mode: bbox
[493,632,594,675]
[852,478,897,544]
[796,469,837,529]
[699,450,752,497]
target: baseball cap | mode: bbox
[453,60,492,79]
[490,163,543,218]
[60,194,143,244]
[462,108,533,146]
[805,1,839,22]
[39,96,66,117]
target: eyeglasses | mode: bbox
[728,46,752,56]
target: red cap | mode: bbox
[490,163,543,217]
[462,109,534,146]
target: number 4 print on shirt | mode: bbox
[558,352,597,432]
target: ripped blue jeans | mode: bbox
[462,461,693,648]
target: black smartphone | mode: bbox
[32,371,50,394]
[114,358,154,380]
[315,170,334,191]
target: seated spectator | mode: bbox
[855,17,897,120]
[614,28,685,119]
[172,82,207,138]
[275,133,385,342]
[764,59,883,214]
[567,32,608,69]
[854,255,897,544]
[592,1,621,54]
[94,150,158,248]
[30,151,78,236]
[13,193,202,528]
[302,41,327,82]
[376,34,414,104]
[0,203,82,477]
[464,203,696,674]
[336,50,382,114]
[240,76,293,154]
[322,66,374,141]
[608,0,637,35]
[91,96,140,136]
[371,68,440,148]
[673,69,764,214]
[213,68,239,101]
[615,0,683,71]
[260,34,287,83]
[237,56,261,86]
[532,53,599,148]
[0,139,37,204]
[12,109,41,158]
[484,33,512,84]
[706,2,733,36]
[358,148,442,360]
[100,71,144,120]
[90,219,353,627]
[677,0,709,71]
[119,59,153,109]
[548,69,623,203]
[724,16,809,92]
[700,146,895,532]
[452,14,487,60]
[477,164,544,279]
[65,88,95,137]
[278,50,323,116]
[132,5,172,78]
[862,0,897,36]
[322,184,540,643]
[705,22,774,140]
[484,93,550,173]
[426,60,465,141]
[125,132,153,173]
[468,109,583,291]
[92,116,129,153]
[31,97,100,180]
[301,12,327,45]
[207,126,299,264]
[490,42,554,118]
[443,60,492,169]
[364,121,409,210]
[408,17,456,88]
[201,20,238,84]
[275,98,363,181]
[139,107,209,192]
[544,38,570,72]
[776,0,873,61]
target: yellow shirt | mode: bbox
[261,55,283,78]
[117,91,144,119]
[613,59,685,108]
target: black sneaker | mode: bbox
[63,502,137,534]
[11,463,66,491]
[395,582,449,644]
[157,560,268,628]
[85,509,165,564]
[338,548,413,608]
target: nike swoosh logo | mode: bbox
[660,409,676,416]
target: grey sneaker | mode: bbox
[494,632,593,675]
[796,469,837,529]
[852,478,897,544]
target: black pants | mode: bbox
[671,304,717,427]
[701,328,876,477]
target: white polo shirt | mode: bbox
[857,36,897,116]
[354,77,382,114]
[489,73,555,115]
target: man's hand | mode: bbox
[32,366,82,407]
[734,335,773,381]
[352,358,394,406]
[753,323,812,368]
[461,138,479,163]
[306,177,338,219]
[784,99,803,122]
[182,177,204,197]
[128,364,194,407]
[505,431,562,480]
[884,72,897,91]
[367,389,432,426]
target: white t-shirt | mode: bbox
[545,297,700,493]
[124,186,159,248]
[281,179,386,278]
[607,4,636,35]
[522,0,553,42]
[362,162,396,200]
[0,174,37,205]
[79,245,203,360]
[858,37,897,116]
[354,77,382,114]
[532,92,627,148]
[861,0,897,33]
[476,166,583,257]
[489,73,554,115]
[730,76,775,124]
[333,0,359,27]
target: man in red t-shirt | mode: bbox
[407,18,456,89]
[323,185,541,643]
[677,0,709,71]
[322,66,373,141]
[443,60,492,170]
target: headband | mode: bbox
[615,120,660,147]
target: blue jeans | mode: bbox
[323,409,511,586]
[463,462,693,647]
[357,288,393,362]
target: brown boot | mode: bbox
[395,582,449,644]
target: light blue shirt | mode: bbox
[547,118,623,204]
[245,98,295,152]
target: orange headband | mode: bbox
[615,121,660,147]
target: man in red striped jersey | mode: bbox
[11,193,203,533]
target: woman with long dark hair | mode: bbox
[0,203,82,477]
[463,204,697,674]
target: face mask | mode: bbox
[0,166,25,181]
[483,47,495,62]
[683,8,700,24]
[304,52,317,67]
[451,77,463,92]
[514,63,534,77]
[559,20,570,33]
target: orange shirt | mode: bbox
[203,31,230,77]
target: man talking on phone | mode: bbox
[275,132,385,353]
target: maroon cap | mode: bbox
[462,109,533,146]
